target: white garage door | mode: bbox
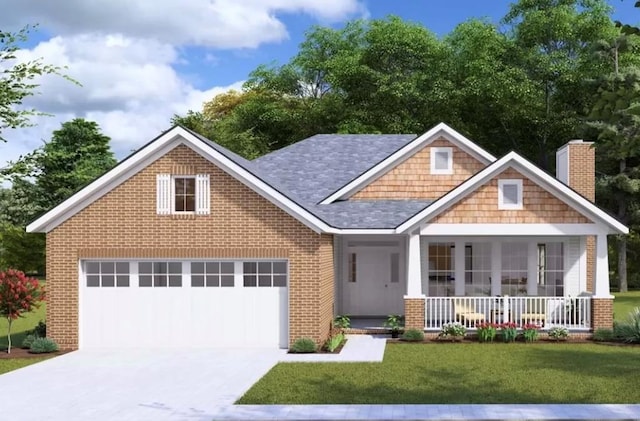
[79,260,288,349]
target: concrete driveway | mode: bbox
[0,348,283,421]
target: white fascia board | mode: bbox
[420,223,605,236]
[320,122,497,205]
[396,152,628,235]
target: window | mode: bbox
[191,261,234,287]
[498,179,523,210]
[430,147,453,174]
[156,174,210,215]
[427,243,455,296]
[174,177,195,212]
[464,243,491,296]
[139,262,182,287]
[537,242,564,296]
[390,253,400,283]
[501,243,528,296]
[243,261,287,287]
[348,253,356,283]
[86,261,129,287]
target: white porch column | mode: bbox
[491,240,502,296]
[527,241,538,296]
[406,229,424,298]
[594,233,612,297]
[454,240,465,296]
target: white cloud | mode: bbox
[0,0,365,49]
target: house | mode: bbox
[27,123,627,349]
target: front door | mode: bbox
[343,246,405,315]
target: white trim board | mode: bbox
[420,224,605,236]
[396,151,628,235]
[319,122,496,204]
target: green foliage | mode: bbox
[30,320,46,338]
[522,324,540,342]
[0,25,78,140]
[324,333,345,352]
[383,314,404,332]
[500,323,518,343]
[476,323,498,343]
[0,223,45,274]
[333,315,350,329]
[401,329,425,342]
[439,322,466,340]
[614,307,640,343]
[290,338,317,353]
[548,326,570,341]
[21,334,36,349]
[29,337,58,354]
[592,328,615,342]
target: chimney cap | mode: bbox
[566,139,594,145]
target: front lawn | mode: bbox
[0,358,48,375]
[613,290,640,320]
[239,343,640,404]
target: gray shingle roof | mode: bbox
[311,200,433,229]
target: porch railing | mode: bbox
[424,296,591,330]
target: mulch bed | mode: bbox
[0,347,71,359]
[288,338,348,354]
[386,337,640,346]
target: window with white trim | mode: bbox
[430,147,453,174]
[86,261,130,287]
[156,174,210,215]
[498,179,523,210]
[191,261,234,287]
[139,262,182,287]
[243,261,287,287]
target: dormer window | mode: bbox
[156,174,210,215]
[498,179,523,210]
[430,147,453,174]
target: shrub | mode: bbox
[31,321,46,338]
[290,338,316,353]
[21,334,37,349]
[476,322,498,343]
[522,323,540,342]
[500,322,518,343]
[592,328,615,342]
[402,329,425,342]
[548,326,569,341]
[439,323,466,340]
[29,337,59,354]
[333,315,351,330]
[324,333,345,352]
[614,308,640,344]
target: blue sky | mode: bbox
[0,0,638,168]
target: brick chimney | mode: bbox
[556,139,596,293]
[556,140,595,201]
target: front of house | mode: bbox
[28,123,627,349]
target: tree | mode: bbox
[587,69,640,292]
[0,269,44,353]
[1,25,76,141]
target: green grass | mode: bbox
[613,290,640,321]
[0,358,49,375]
[239,343,640,404]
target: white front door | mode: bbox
[343,246,404,315]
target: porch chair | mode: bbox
[454,299,485,326]
[520,303,546,327]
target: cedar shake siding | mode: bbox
[46,144,334,349]
[352,137,485,200]
[432,168,591,224]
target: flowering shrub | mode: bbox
[476,322,498,342]
[500,322,518,343]
[522,323,540,342]
[548,326,569,341]
[439,322,466,340]
[0,269,45,353]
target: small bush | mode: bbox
[21,334,37,349]
[290,337,316,353]
[548,326,569,341]
[333,315,351,329]
[476,322,498,343]
[402,329,424,342]
[592,328,615,342]
[500,322,518,343]
[522,323,540,342]
[324,333,345,352]
[31,321,46,338]
[439,322,466,340]
[29,337,59,354]
[614,308,640,344]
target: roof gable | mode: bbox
[396,152,628,234]
[319,123,497,204]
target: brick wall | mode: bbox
[591,298,614,330]
[432,168,590,224]
[404,298,426,330]
[352,137,485,200]
[47,144,334,349]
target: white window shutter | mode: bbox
[195,174,210,215]
[156,174,171,215]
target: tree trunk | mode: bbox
[7,318,12,354]
[618,236,628,293]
